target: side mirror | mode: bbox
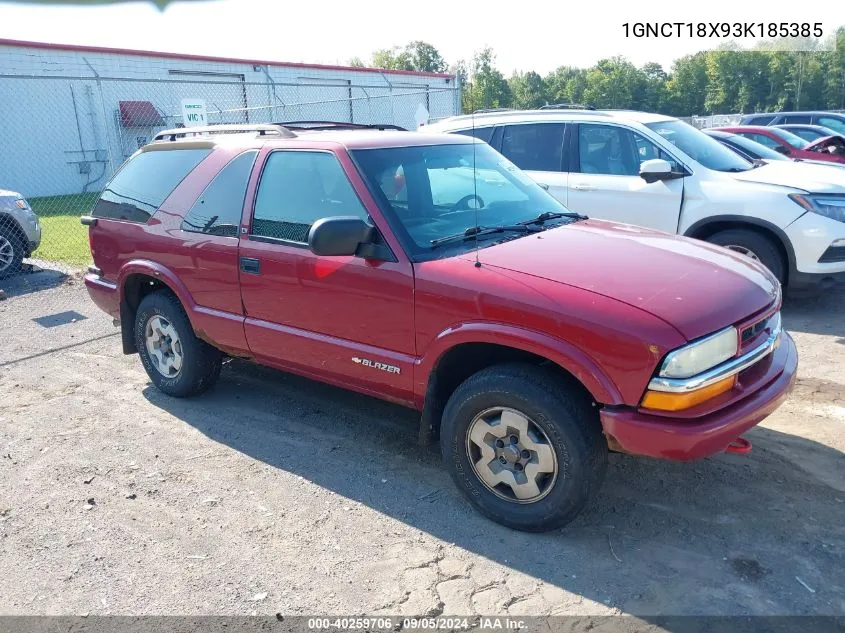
[774,145,790,155]
[640,158,674,183]
[308,216,375,257]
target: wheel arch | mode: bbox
[416,324,623,446]
[118,261,197,354]
[684,215,796,283]
[0,213,30,253]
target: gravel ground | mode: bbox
[0,270,843,617]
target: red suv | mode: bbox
[82,123,798,531]
[714,125,845,164]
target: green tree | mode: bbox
[581,57,647,109]
[543,66,588,105]
[404,41,447,73]
[641,62,668,112]
[509,71,547,109]
[463,48,511,111]
[665,52,707,115]
[347,57,365,68]
[371,46,413,71]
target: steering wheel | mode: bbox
[449,194,485,213]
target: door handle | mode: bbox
[571,183,595,191]
[240,257,261,275]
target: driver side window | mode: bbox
[251,151,368,244]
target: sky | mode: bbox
[0,0,840,75]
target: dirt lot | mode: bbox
[1,269,843,617]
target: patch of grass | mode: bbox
[28,193,100,267]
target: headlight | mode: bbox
[658,327,738,379]
[790,194,845,223]
[15,198,29,210]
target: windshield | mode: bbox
[352,142,573,259]
[724,133,788,161]
[645,120,754,172]
[768,127,810,149]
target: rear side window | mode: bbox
[453,126,495,143]
[819,116,845,134]
[782,114,812,124]
[93,148,211,222]
[744,115,776,125]
[500,123,565,172]
[181,150,258,237]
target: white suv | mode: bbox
[422,109,845,292]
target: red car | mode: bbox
[714,125,845,164]
[82,123,797,531]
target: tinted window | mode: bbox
[767,127,809,149]
[782,114,812,124]
[93,148,210,222]
[745,133,782,150]
[577,124,643,176]
[744,115,776,125]
[182,150,258,237]
[453,126,495,143]
[252,151,367,243]
[500,123,565,172]
[789,128,824,142]
[723,134,788,160]
[819,116,845,134]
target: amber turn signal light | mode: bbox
[640,375,736,412]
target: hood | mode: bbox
[0,189,22,198]
[730,160,845,193]
[474,219,779,341]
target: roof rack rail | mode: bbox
[466,108,515,114]
[538,103,596,111]
[274,120,408,131]
[153,124,296,142]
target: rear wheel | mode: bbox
[706,229,785,283]
[0,226,25,279]
[135,290,222,397]
[440,363,607,532]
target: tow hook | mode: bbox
[725,437,752,455]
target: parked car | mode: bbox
[82,123,797,532]
[774,124,842,143]
[0,188,41,278]
[704,129,845,172]
[714,125,845,165]
[424,109,845,290]
[740,111,845,136]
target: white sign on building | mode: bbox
[181,98,207,127]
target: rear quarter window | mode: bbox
[93,148,211,222]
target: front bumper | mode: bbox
[600,331,797,461]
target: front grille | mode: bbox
[741,316,769,344]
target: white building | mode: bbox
[0,39,460,198]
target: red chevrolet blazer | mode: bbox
[82,123,798,531]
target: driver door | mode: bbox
[238,148,416,403]
[565,123,683,233]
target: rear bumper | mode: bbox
[600,331,797,461]
[84,272,120,319]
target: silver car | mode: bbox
[0,188,41,278]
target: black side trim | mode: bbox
[819,245,845,263]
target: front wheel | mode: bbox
[135,290,222,397]
[440,364,607,532]
[0,226,25,279]
[706,229,785,284]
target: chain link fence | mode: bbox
[0,72,460,340]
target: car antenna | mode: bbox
[471,90,481,268]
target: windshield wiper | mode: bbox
[430,224,540,249]
[519,210,587,225]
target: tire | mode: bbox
[0,225,25,279]
[440,363,607,532]
[706,229,785,283]
[134,289,222,397]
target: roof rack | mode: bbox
[153,124,296,142]
[274,120,408,131]
[538,103,596,111]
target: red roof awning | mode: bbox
[119,100,164,127]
